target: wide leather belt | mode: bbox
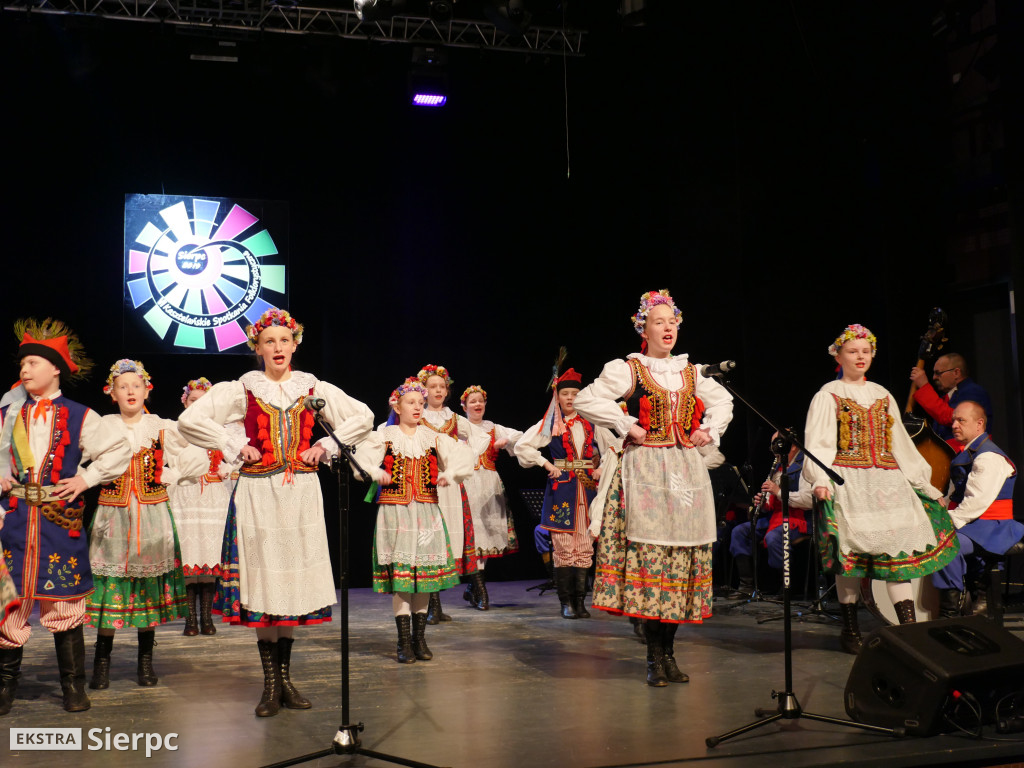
[8,482,63,504]
[553,459,595,470]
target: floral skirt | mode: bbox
[592,463,713,624]
[0,557,20,629]
[817,489,960,580]
[372,501,460,594]
[87,569,188,630]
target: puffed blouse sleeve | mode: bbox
[161,418,213,486]
[312,381,374,460]
[693,371,734,446]
[435,434,475,487]
[353,430,387,484]
[594,426,619,460]
[574,359,636,437]
[78,410,133,488]
[514,419,550,469]
[802,388,838,492]
[456,415,492,456]
[495,423,525,455]
[176,381,250,461]
[886,393,942,499]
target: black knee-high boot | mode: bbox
[0,646,23,716]
[426,592,451,624]
[644,620,668,687]
[199,582,218,635]
[53,625,90,711]
[661,622,688,683]
[255,640,281,716]
[183,583,199,636]
[411,613,433,660]
[395,616,415,664]
[89,634,113,690]
[137,630,158,686]
[572,568,591,618]
[554,567,577,619]
[277,637,311,709]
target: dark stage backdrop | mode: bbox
[2,4,1014,588]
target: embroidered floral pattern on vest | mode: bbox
[98,432,169,507]
[240,389,317,479]
[476,428,499,471]
[831,394,898,470]
[625,358,697,448]
[377,443,440,505]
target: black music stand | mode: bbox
[704,373,903,747]
[261,409,448,768]
[520,489,554,595]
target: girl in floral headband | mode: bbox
[414,364,490,624]
[87,359,209,691]
[459,385,525,610]
[169,376,243,639]
[357,378,475,664]
[803,324,958,653]
[177,308,373,717]
[572,289,734,686]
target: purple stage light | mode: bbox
[412,93,447,107]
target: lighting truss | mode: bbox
[1,0,586,56]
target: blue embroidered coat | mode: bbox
[1,398,94,601]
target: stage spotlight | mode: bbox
[354,0,404,21]
[408,46,448,107]
[482,0,532,35]
[428,0,452,23]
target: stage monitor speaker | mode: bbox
[844,615,1024,737]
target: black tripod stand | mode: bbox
[263,406,447,768]
[705,374,903,747]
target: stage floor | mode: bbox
[3,581,1023,768]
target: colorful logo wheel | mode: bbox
[125,196,287,352]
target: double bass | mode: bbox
[902,307,955,490]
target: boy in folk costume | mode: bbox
[516,369,616,619]
[0,319,131,714]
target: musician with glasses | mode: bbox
[909,353,992,445]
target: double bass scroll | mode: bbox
[902,307,955,491]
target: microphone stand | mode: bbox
[704,371,903,747]
[263,406,447,768]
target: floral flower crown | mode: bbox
[631,289,682,334]
[103,359,154,394]
[417,364,453,388]
[828,324,877,357]
[390,378,428,409]
[460,385,487,409]
[245,308,303,351]
[181,377,213,405]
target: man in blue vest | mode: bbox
[931,401,1023,617]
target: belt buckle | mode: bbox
[24,482,45,505]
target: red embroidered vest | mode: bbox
[377,443,439,505]
[240,388,317,478]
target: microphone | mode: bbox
[700,360,736,378]
[303,396,326,412]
